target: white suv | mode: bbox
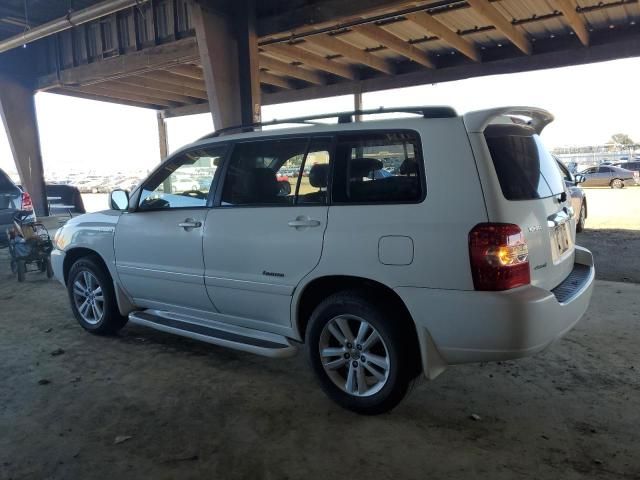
[52,106,595,414]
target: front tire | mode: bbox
[306,290,417,415]
[67,256,127,335]
[611,178,624,189]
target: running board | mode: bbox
[128,311,298,358]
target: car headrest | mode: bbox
[350,157,383,178]
[309,164,329,188]
[246,168,280,200]
[399,158,418,175]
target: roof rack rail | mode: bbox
[198,106,457,140]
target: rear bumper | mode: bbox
[396,246,595,369]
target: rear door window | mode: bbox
[220,137,333,206]
[484,124,564,201]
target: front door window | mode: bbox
[139,146,227,210]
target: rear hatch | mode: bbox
[0,170,21,226]
[465,109,575,291]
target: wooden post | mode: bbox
[157,111,168,161]
[354,91,363,122]
[0,75,49,216]
[192,0,261,130]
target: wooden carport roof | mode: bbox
[5,0,640,116]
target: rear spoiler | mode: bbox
[463,107,554,134]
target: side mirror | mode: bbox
[109,189,130,211]
[574,174,586,185]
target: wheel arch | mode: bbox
[63,247,136,316]
[294,275,424,376]
[63,247,109,285]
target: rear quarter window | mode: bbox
[484,124,564,201]
[332,131,424,204]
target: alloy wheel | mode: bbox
[319,315,390,397]
[72,270,105,325]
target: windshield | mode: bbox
[484,124,565,200]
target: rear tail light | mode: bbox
[469,223,530,291]
[21,191,33,212]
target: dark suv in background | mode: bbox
[0,168,34,246]
[555,158,587,232]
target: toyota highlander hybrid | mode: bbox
[52,106,595,414]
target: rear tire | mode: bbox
[17,260,26,282]
[67,256,127,335]
[610,178,624,189]
[305,290,418,415]
[576,203,586,233]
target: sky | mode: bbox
[1,56,640,177]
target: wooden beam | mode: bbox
[466,0,532,55]
[549,0,590,46]
[117,75,208,100]
[262,44,357,80]
[259,55,325,85]
[262,30,640,106]
[356,23,434,68]
[139,70,206,92]
[77,84,173,108]
[37,37,200,90]
[304,34,395,74]
[406,11,480,62]
[167,63,205,80]
[50,87,160,109]
[258,0,432,37]
[262,43,357,80]
[107,80,199,104]
[259,71,295,90]
[162,102,210,118]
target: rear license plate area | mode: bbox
[553,223,570,256]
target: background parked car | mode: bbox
[578,165,637,188]
[0,168,34,247]
[556,158,587,232]
[612,161,640,184]
[45,184,86,215]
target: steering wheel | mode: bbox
[180,190,207,199]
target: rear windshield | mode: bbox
[484,124,564,200]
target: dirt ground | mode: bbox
[1,256,639,478]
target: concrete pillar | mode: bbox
[0,74,49,216]
[192,0,261,130]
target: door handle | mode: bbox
[288,217,321,229]
[178,219,202,230]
